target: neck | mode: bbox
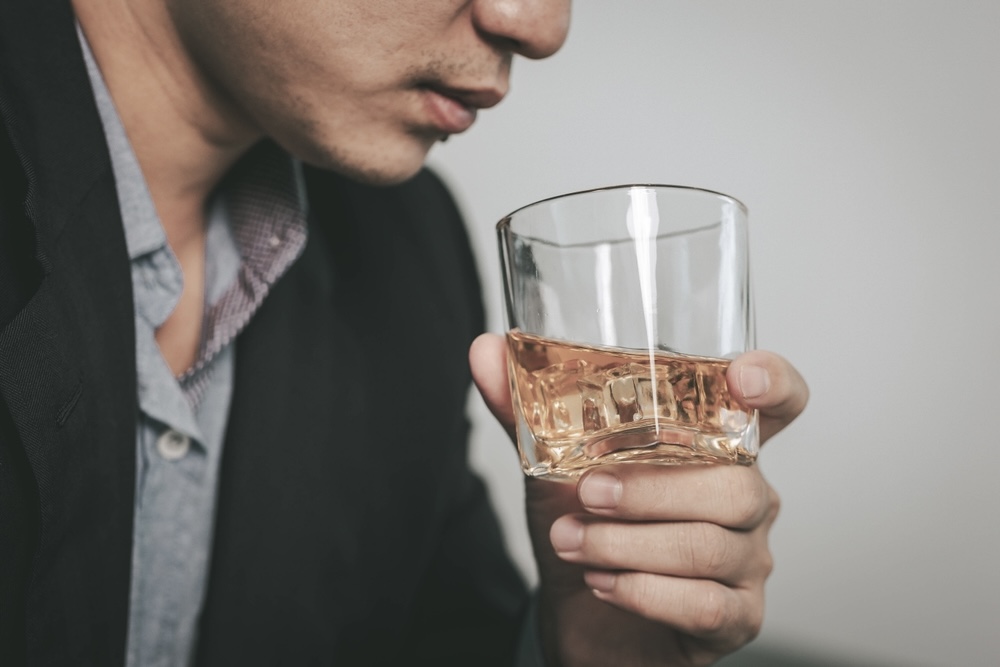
[73,0,261,248]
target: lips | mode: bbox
[419,83,506,135]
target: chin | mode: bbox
[287,129,438,186]
[328,160,426,187]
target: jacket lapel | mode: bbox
[0,1,137,663]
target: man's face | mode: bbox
[166,0,571,184]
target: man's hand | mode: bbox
[470,334,808,666]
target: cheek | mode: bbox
[172,0,439,180]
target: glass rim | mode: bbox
[495,183,749,232]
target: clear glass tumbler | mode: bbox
[498,184,758,479]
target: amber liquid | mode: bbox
[507,329,758,478]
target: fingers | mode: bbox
[727,350,809,443]
[581,571,765,649]
[574,464,779,529]
[545,463,778,647]
[546,463,775,593]
[468,332,516,440]
[550,514,772,586]
[550,466,777,586]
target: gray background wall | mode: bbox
[429,2,1000,666]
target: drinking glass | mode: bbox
[498,184,758,479]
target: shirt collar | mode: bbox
[78,22,165,260]
[76,22,310,265]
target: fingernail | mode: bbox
[739,365,771,399]
[579,473,622,510]
[550,517,583,554]
[584,570,616,594]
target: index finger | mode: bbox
[576,463,779,530]
[727,350,809,443]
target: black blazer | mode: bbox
[0,1,528,665]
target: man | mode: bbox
[0,0,808,665]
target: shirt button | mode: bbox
[157,430,191,461]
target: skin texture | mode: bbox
[72,0,569,374]
[161,0,569,184]
[72,0,810,662]
[469,335,808,666]
[159,0,568,185]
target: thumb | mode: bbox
[726,349,809,443]
[469,332,517,442]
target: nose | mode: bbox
[472,0,572,60]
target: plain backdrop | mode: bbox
[428,2,1000,666]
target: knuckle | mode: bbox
[690,587,730,635]
[696,524,733,579]
[745,602,765,641]
[581,522,628,566]
[778,363,809,418]
[759,547,775,579]
[676,525,699,571]
[768,486,782,522]
[619,572,671,617]
[727,472,767,527]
